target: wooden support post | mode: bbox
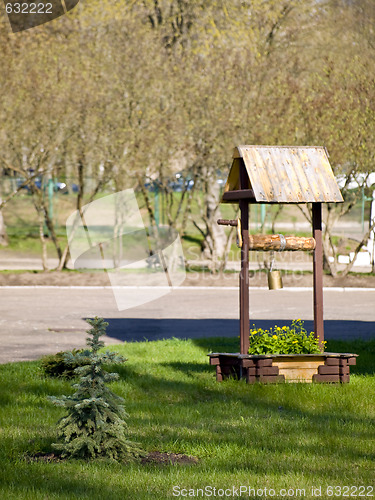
[239,160,250,355]
[312,203,324,350]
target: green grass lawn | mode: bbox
[0,337,374,499]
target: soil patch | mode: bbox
[25,451,198,466]
[0,270,374,288]
[25,452,64,463]
[140,451,199,466]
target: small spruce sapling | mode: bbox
[48,317,142,461]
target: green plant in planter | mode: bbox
[248,319,325,355]
[48,317,142,462]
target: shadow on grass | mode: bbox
[0,460,151,500]
[159,361,211,375]
[103,318,375,344]
[1,351,374,497]
[102,317,374,376]
[103,318,238,342]
[113,366,375,474]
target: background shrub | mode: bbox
[40,349,86,379]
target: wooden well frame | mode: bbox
[208,146,357,383]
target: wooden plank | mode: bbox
[256,359,273,367]
[223,157,241,192]
[274,359,323,369]
[312,203,324,350]
[240,359,256,368]
[246,374,257,384]
[244,148,275,203]
[340,374,350,384]
[233,147,242,159]
[209,357,220,366]
[257,366,280,376]
[313,374,340,383]
[239,160,250,356]
[273,358,322,382]
[325,358,340,366]
[318,365,340,375]
[216,366,223,382]
[277,368,319,382]
[339,366,350,376]
[219,357,239,366]
[222,189,256,202]
[347,357,357,366]
[221,365,232,375]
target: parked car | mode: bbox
[54,182,68,194]
[16,177,76,194]
[16,176,42,191]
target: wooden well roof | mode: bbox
[223,146,343,204]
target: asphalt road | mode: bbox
[1,286,374,363]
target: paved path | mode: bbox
[0,286,374,363]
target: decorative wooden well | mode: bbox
[208,146,357,383]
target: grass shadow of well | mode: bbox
[120,365,375,479]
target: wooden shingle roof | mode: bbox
[223,146,343,204]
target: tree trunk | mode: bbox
[30,183,63,266]
[0,203,8,246]
[179,172,199,235]
[339,218,375,277]
[218,224,236,273]
[57,244,71,272]
[201,178,226,272]
[37,209,49,271]
[137,174,156,228]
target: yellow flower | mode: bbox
[272,335,278,339]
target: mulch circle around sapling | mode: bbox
[25,452,64,463]
[25,451,199,466]
[140,451,199,466]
